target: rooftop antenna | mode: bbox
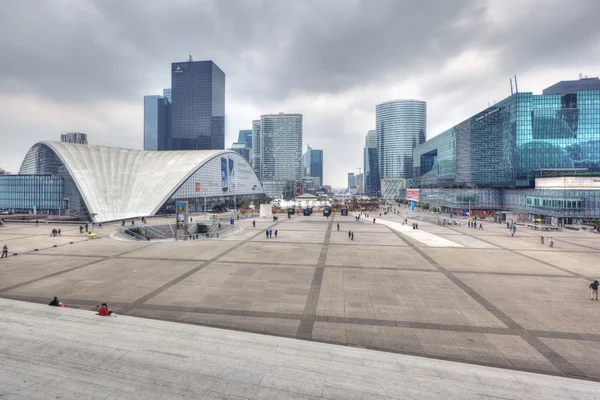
[514,75,519,93]
[188,52,193,62]
[509,77,514,95]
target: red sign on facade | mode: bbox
[195,183,200,192]
[406,189,419,202]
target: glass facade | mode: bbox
[376,100,426,180]
[0,175,64,213]
[143,95,170,151]
[257,113,302,198]
[171,60,225,150]
[230,142,250,162]
[251,120,261,176]
[365,130,377,148]
[364,147,380,196]
[347,173,355,188]
[302,145,323,187]
[414,89,600,188]
[60,132,87,144]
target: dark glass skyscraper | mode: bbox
[171,60,225,150]
[302,145,324,187]
[143,95,171,151]
[364,130,380,196]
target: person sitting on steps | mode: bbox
[49,296,64,307]
[97,303,114,317]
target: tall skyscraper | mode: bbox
[302,145,324,187]
[251,120,261,176]
[256,113,303,197]
[364,130,380,196]
[143,95,171,151]
[376,99,426,180]
[171,59,225,150]
[60,132,87,144]
[348,172,355,188]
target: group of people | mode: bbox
[48,296,115,316]
[265,229,278,238]
[348,230,354,240]
[540,236,554,247]
[412,223,419,230]
[50,228,61,237]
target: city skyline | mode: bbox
[1,1,600,187]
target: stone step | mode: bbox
[1,298,599,399]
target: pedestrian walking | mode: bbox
[99,222,102,228]
[479,224,483,230]
[79,226,83,234]
[373,218,376,224]
[253,220,256,228]
[131,220,135,226]
[266,230,269,238]
[351,232,354,241]
[58,229,61,236]
[337,223,339,231]
[540,236,544,244]
[275,230,278,238]
[269,229,272,238]
[549,237,554,248]
[590,280,599,301]
[35,220,39,226]
[1,244,7,259]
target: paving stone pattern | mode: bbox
[1,214,600,382]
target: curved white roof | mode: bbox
[21,141,260,222]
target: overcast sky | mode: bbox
[1,0,599,187]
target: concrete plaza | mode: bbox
[1,212,600,382]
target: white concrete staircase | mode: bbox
[1,298,598,399]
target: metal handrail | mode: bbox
[144,225,167,239]
[117,227,147,241]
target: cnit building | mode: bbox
[404,76,600,226]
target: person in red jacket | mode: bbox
[97,303,113,317]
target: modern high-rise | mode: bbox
[376,100,426,181]
[364,130,380,196]
[143,95,171,151]
[60,132,87,144]
[171,59,225,150]
[255,113,303,197]
[251,120,261,176]
[302,145,324,187]
[348,172,355,188]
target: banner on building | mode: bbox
[406,189,419,202]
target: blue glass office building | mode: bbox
[143,95,171,151]
[364,130,380,196]
[377,100,426,180]
[171,60,225,150]
[414,89,600,188]
[302,145,323,187]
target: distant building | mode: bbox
[251,120,261,176]
[144,95,171,151]
[543,76,600,95]
[301,176,320,194]
[0,167,10,175]
[171,59,225,150]
[364,130,380,196]
[355,173,364,194]
[348,172,355,188]
[255,113,303,197]
[376,100,426,180]
[230,142,250,162]
[302,145,324,187]
[60,132,87,144]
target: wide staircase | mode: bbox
[0,299,596,399]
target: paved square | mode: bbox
[1,213,600,382]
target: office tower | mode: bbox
[251,120,261,176]
[543,76,600,95]
[302,145,324,187]
[60,132,87,144]
[236,129,253,164]
[376,100,426,180]
[171,59,225,150]
[230,142,250,162]
[162,88,171,102]
[143,95,171,151]
[355,173,364,193]
[257,113,303,197]
[364,130,380,196]
[348,172,355,188]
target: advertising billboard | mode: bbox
[406,189,419,202]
